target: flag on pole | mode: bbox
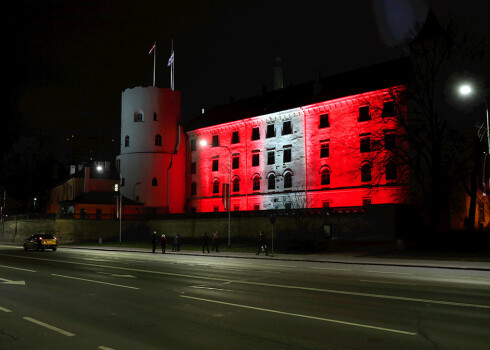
[167,51,174,66]
[149,42,156,54]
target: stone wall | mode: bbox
[0,205,401,246]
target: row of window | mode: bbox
[133,112,159,122]
[189,102,395,151]
[124,135,163,147]
[190,161,397,196]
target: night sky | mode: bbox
[5,0,490,153]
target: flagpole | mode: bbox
[153,43,156,87]
[171,40,174,91]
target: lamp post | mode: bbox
[200,139,232,248]
[458,83,490,196]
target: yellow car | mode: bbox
[23,233,58,251]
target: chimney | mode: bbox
[273,57,283,91]
[84,166,90,193]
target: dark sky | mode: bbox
[5,0,490,146]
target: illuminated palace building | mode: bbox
[118,57,410,214]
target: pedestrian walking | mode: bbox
[160,233,168,254]
[256,230,268,255]
[212,232,219,252]
[172,233,177,252]
[202,232,210,253]
[176,233,182,251]
[151,231,158,253]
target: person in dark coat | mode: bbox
[212,232,219,252]
[160,234,168,254]
[151,231,158,253]
[256,230,268,255]
[202,232,210,253]
[176,233,182,251]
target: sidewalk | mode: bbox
[62,244,490,271]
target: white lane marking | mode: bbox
[360,279,417,286]
[98,346,116,350]
[189,285,248,293]
[0,277,25,285]
[6,254,490,310]
[366,271,413,276]
[51,274,139,290]
[310,267,352,271]
[181,295,416,336]
[96,272,136,278]
[22,317,75,336]
[0,305,12,312]
[0,264,36,273]
[264,264,297,268]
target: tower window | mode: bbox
[190,139,196,151]
[232,156,239,169]
[252,153,259,167]
[386,161,397,180]
[284,172,292,188]
[212,135,219,147]
[191,182,197,195]
[360,135,371,153]
[283,148,291,163]
[321,167,331,186]
[266,124,276,138]
[253,175,260,191]
[382,101,395,118]
[320,142,329,158]
[190,162,196,174]
[267,151,275,165]
[212,159,219,172]
[134,112,144,122]
[153,112,158,121]
[152,178,158,186]
[361,163,372,182]
[212,179,220,194]
[125,135,130,147]
[385,132,396,150]
[155,134,162,146]
[233,177,240,192]
[268,174,276,190]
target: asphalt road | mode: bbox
[1,245,489,350]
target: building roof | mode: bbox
[186,56,410,131]
[58,191,143,206]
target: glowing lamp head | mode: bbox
[199,140,209,147]
[459,84,472,96]
[96,165,103,173]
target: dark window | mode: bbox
[268,174,275,190]
[152,177,158,186]
[282,121,292,135]
[321,168,331,185]
[212,159,219,172]
[121,178,125,186]
[232,131,239,144]
[191,207,197,213]
[284,172,292,188]
[252,153,259,167]
[358,106,370,122]
[155,134,162,146]
[153,112,157,121]
[251,127,260,141]
[361,164,371,182]
[266,124,276,138]
[285,203,292,210]
[190,162,196,174]
[190,139,196,151]
[319,113,329,128]
[233,178,240,192]
[382,101,395,118]
[385,132,396,150]
[191,182,197,195]
[320,143,329,158]
[360,137,371,153]
[386,161,397,180]
[214,206,219,212]
[322,201,330,209]
[234,206,240,211]
[125,135,130,147]
[267,151,275,165]
[283,148,291,163]
[232,156,239,169]
[253,176,260,191]
[254,204,260,211]
[212,135,219,147]
[363,198,372,206]
[213,180,219,194]
[135,112,144,122]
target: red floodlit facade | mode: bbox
[187,86,409,213]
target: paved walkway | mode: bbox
[63,245,490,271]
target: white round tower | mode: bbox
[117,86,186,214]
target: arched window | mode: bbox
[386,161,397,180]
[321,167,331,186]
[252,174,260,191]
[124,135,130,147]
[268,174,276,190]
[233,177,240,192]
[155,134,162,146]
[152,177,158,186]
[191,182,197,195]
[361,163,372,182]
[284,172,292,188]
[212,179,220,194]
[153,112,157,121]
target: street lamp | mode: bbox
[200,139,232,248]
[458,83,490,195]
